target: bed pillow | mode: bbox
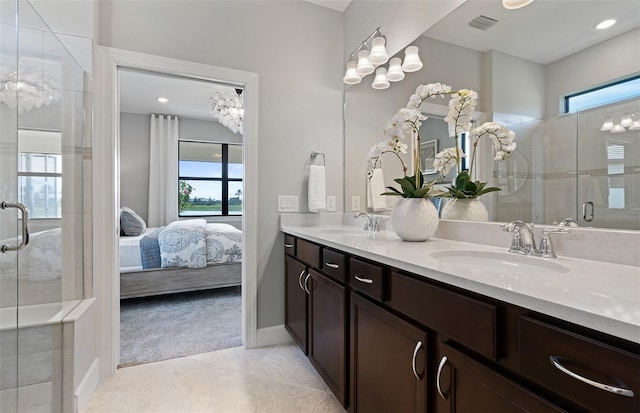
[120,207,147,236]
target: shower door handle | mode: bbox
[1,201,30,252]
[582,201,594,222]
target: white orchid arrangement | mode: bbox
[365,82,517,200]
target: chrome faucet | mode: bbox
[502,221,570,258]
[354,212,380,231]
[501,220,536,255]
[553,217,579,227]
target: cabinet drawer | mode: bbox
[321,248,346,283]
[284,234,296,256]
[296,239,320,268]
[520,316,640,413]
[388,271,497,360]
[349,258,385,302]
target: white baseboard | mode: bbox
[75,358,100,413]
[256,324,293,347]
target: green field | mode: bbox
[181,204,242,215]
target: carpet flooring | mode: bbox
[120,286,242,367]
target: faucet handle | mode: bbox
[538,228,570,258]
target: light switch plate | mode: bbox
[351,196,361,212]
[326,196,336,212]
[277,195,299,212]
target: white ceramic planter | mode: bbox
[390,198,439,242]
[441,198,489,222]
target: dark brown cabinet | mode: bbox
[350,292,428,413]
[284,237,348,407]
[282,232,640,413]
[308,269,347,406]
[284,254,308,354]
[435,342,565,413]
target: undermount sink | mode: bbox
[429,250,571,276]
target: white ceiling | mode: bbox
[423,0,640,65]
[303,0,352,12]
[119,68,240,121]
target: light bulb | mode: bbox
[386,57,405,82]
[356,50,375,76]
[343,61,361,84]
[502,0,534,9]
[401,46,423,72]
[596,19,616,30]
[372,67,390,90]
[620,114,633,128]
[368,37,389,66]
[157,97,169,103]
[611,124,625,133]
[600,117,614,131]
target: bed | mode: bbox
[119,220,242,299]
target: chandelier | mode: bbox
[0,63,61,113]
[208,89,244,134]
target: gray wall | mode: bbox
[545,28,640,117]
[119,112,243,228]
[101,0,345,329]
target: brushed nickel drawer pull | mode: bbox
[325,262,339,269]
[411,341,423,380]
[550,356,634,397]
[354,275,373,284]
[284,243,294,248]
[437,355,448,400]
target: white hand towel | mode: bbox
[368,168,388,212]
[308,165,326,213]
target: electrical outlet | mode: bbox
[326,196,336,212]
[277,195,299,212]
[351,196,361,212]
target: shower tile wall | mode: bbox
[0,325,63,412]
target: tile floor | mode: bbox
[84,343,347,413]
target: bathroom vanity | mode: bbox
[281,224,640,413]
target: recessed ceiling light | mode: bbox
[502,0,534,10]
[157,97,169,103]
[596,19,616,30]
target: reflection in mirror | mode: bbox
[344,0,640,230]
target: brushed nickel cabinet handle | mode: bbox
[354,275,373,284]
[411,341,423,380]
[298,270,306,291]
[437,355,448,400]
[284,243,294,248]
[550,356,634,397]
[303,273,312,295]
[325,262,339,269]
[1,201,30,253]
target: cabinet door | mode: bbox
[350,293,428,413]
[435,342,565,413]
[285,255,308,354]
[309,269,347,406]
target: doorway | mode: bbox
[117,68,246,365]
[94,47,259,377]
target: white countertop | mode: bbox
[281,224,640,344]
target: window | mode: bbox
[178,141,243,216]
[18,152,62,219]
[564,76,640,113]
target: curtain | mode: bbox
[148,114,179,227]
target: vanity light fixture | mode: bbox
[502,0,534,10]
[157,97,169,103]
[343,27,422,89]
[601,110,640,133]
[596,19,616,30]
[386,58,405,82]
[372,67,390,90]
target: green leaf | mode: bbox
[384,186,403,196]
[413,187,430,198]
[396,178,417,197]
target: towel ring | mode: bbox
[310,151,325,166]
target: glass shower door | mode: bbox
[577,99,640,230]
[1,1,87,411]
